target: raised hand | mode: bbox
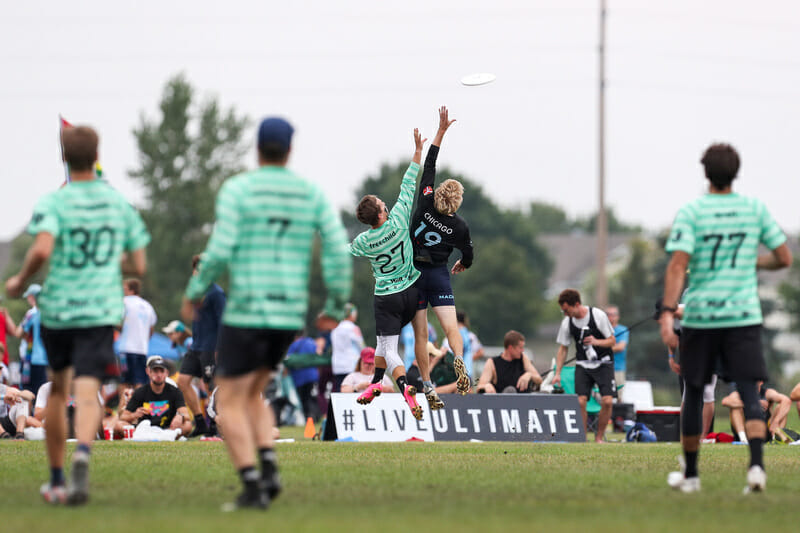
[414,128,427,152]
[438,106,456,131]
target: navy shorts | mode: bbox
[415,264,455,310]
[121,352,148,385]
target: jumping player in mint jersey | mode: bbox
[5,125,150,506]
[659,143,792,494]
[349,128,426,420]
[410,106,474,406]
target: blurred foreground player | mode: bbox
[184,117,351,510]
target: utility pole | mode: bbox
[595,0,608,308]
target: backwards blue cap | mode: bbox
[257,117,294,152]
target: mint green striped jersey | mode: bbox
[186,166,352,330]
[665,192,786,328]
[349,162,421,295]
[27,180,150,329]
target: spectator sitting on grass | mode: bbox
[114,355,191,438]
[34,381,104,439]
[722,381,792,443]
[476,330,542,394]
[340,347,395,393]
[0,385,36,439]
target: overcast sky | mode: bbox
[2,0,799,242]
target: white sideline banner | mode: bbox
[326,393,585,443]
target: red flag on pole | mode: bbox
[59,115,72,184]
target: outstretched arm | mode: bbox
[431,106,455,148]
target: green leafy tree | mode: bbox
[528,201,573,233]
[342,161,552,345]
[608,237,671,386]
[128,74,250,320]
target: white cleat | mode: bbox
[667,474,701,493]
[743,465,766,495]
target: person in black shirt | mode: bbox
[409,106,474,407]
[116,356,191,437]
[476,331,541,394]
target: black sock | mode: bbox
[684,450,699,478]
[76,443,91,456]
[259,448,277,480]
[372,367,386,384]
[239,466,260,494]
[194,414,207,431]
[749,438,764,468]
[51,467,64,487]
[396,375,409,392]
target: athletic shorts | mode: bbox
[374,285,418,336]
[121,352,148,385]
[679,325,766,388]
[41,325,119,381]
[575,363,616,398]
[216,325,295,377]
[180,349,216,382]
[415,264,455,309]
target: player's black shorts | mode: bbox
[374,285,419,336]
[679,325,766,388]
[180,349,216,382]
[216,325,295,377]
[41,325,119,381]
[415,264,455,309]
[575,363,616,398]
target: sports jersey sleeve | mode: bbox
[27,194,60,237]
[757,200,787,250]
[665,204,696,255]
[186,181,240,300]
[418,145,439,201]
[314,188,353,319]
[348,234,368,258]
[387,162,420,229]
[458,223,474,268]
[122,201,151,252]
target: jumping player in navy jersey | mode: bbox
[409,106,474,407]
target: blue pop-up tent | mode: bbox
[114,332,181,361]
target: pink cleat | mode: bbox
[357,383,383,405]
[403,385,423,420]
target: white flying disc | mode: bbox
[460,72,496,86]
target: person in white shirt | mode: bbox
[117,279,157,390]
[552,289,617,443]
[330,304,364,391]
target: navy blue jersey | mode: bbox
[191,283,226,351]
[410,145,473,268]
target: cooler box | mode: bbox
[636,408,680,442]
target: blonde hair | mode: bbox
[434,179,464,215]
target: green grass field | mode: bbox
[2,426,799,533]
